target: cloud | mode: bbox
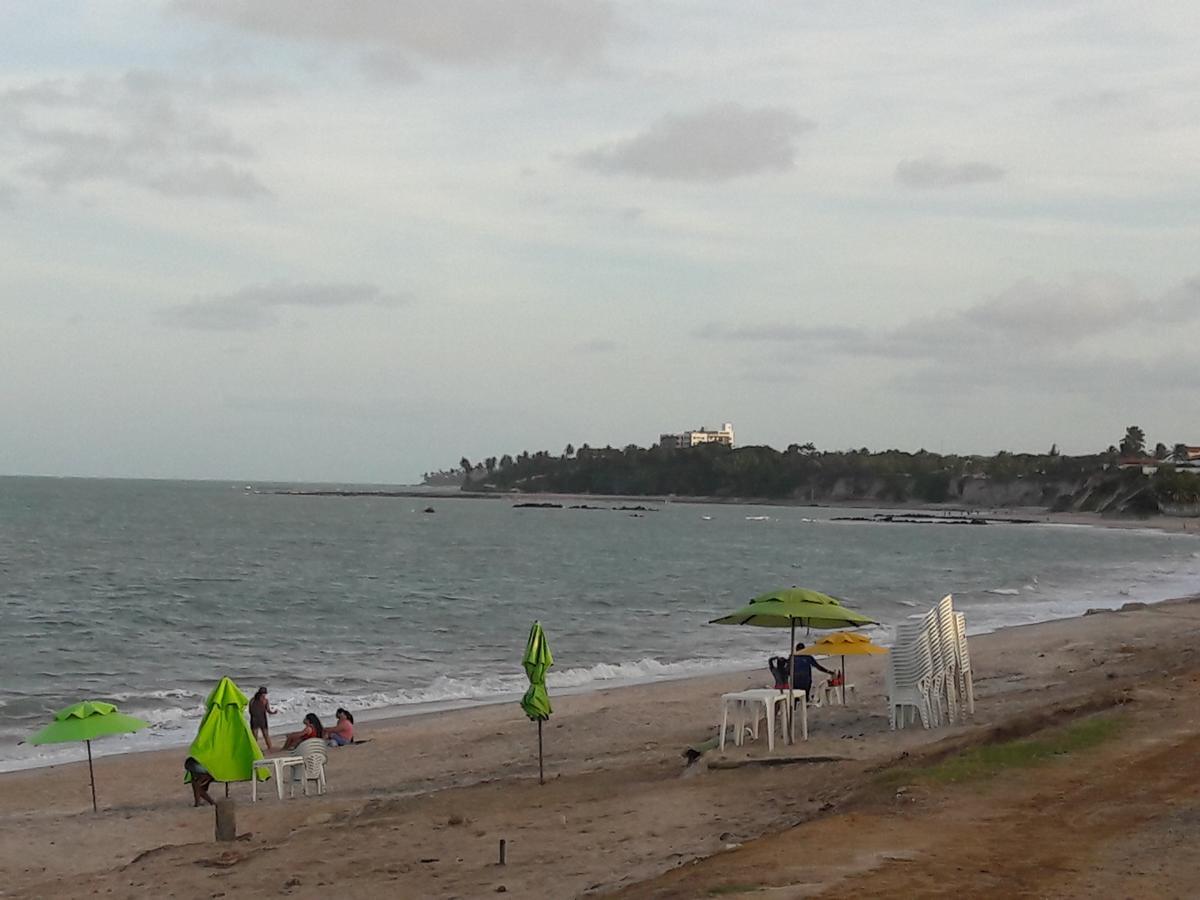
[895,155,1005,189]
[359,51,422,85]
[578,103,815,182]
[694,322,864,345]
[0,181,15,209]
[698,274,1200,368]
[573,338,619,353]
[0,72,268,199]
[173,0,616,72]
[1053,90,1136,115]
[159,282,409,331]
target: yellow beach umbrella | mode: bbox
[798,631,888,704]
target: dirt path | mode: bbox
[610,673,1200,899]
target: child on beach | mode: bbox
[282,713,323,751]
[249,686,279,750]
[184,756,215,807]
[326,708,355,746]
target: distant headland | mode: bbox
[418,425,1200,517]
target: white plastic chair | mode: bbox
[291,738,328,797]
[887,622,934,729]
[931,596,962,724]
[955,612,976,715]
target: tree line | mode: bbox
[439,426,1199,508]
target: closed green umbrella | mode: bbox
[188,677,267,790]
[710,588,876,743]
[28,700,149,812]
[519,621,553,784]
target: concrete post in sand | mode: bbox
[215,799,236,842]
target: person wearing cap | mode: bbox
[249,686,279,750]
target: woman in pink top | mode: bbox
[326,708,355,746]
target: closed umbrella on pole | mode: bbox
[519,621,553,784]
[27,700,149,812]
[188,677,268,791]
[710,588,875,743]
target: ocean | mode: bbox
[3,476,1198,771]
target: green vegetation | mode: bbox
[882,713,1126,787]
[442,425,1199,512]
[706,884,766,897]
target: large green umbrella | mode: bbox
[188,677,267,788]
[519,621,553,784]
[710,588,876,742]
[28,700,149,812]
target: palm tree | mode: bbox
[1118,426,1146,457]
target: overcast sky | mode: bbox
[3,2,1199,482]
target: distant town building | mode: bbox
[659,422,735,450]
[1119,443,1200,475]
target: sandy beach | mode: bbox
[4,587,1200,899]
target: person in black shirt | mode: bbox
[790,642,835,701]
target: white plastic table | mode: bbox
[251,755,305,801]
[719,688,807,752]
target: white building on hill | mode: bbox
[659,422,735,450]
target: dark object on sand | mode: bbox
[513,502,563,508]
[423,507,436,513]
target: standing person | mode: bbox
[790,642,835,702]
[326,708,355,746]
[184,756,215,807]
[249,686,278,750]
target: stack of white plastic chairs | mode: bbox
[887,594,975,730]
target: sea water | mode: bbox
[2,476,1198,771]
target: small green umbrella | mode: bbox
[519,621,553,784]
[188,677,267,789]
[710,588,875,742]
[28,700,149,812]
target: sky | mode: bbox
[2,1,1199,483]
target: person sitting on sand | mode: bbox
[249,686,279,750]
[790,642,835,702]
[184,756,215,807]
[326,707,355,747]
[282,713,323,751]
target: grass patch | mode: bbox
[882,712,1127,787]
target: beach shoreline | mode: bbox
[5,592,1200,898]
[3,575,1192,778]
[4,503,1197,776]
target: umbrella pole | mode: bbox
[842,654,847,705]
[538,719,545,785]
[787,618,796,744]
[86,739,97,813]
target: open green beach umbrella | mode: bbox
[710,588,876,742]
[28,700,149,812]
[520,621,553,784]
[188,677,267,787]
